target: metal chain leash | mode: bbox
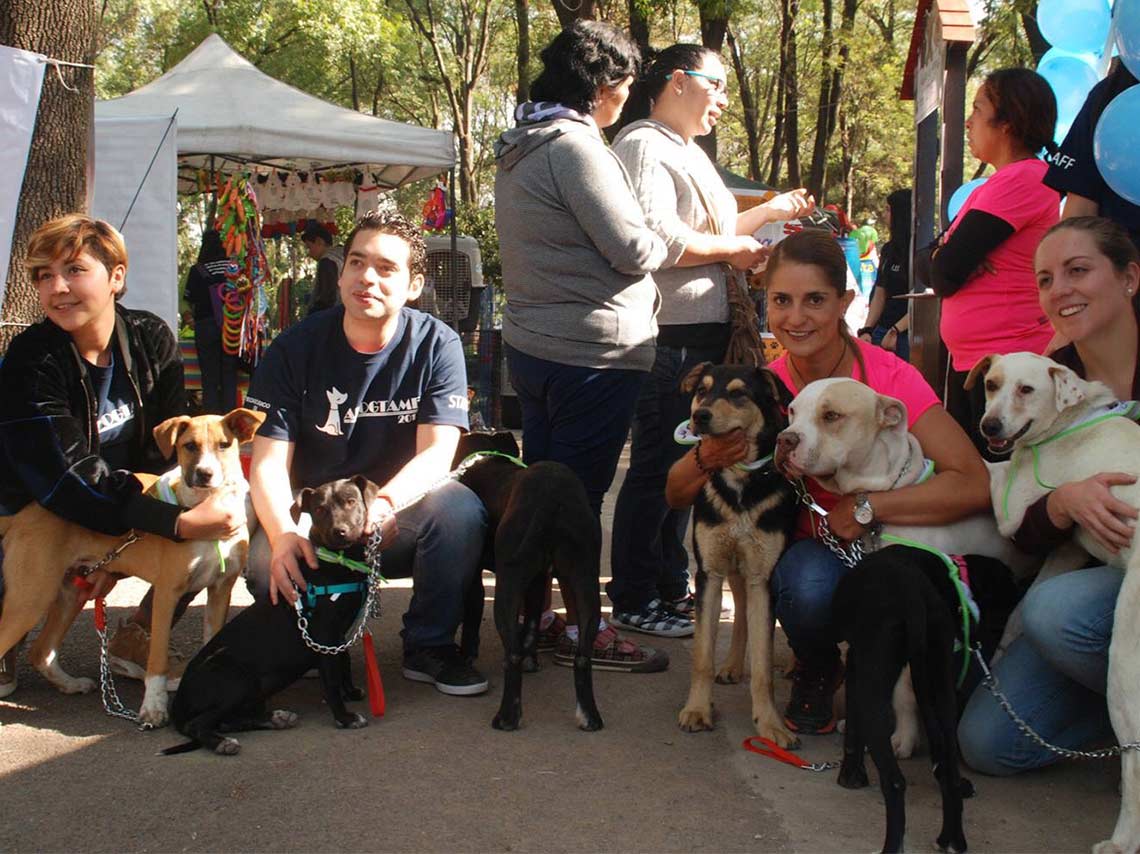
[93,603,142,725]
[792,478,865,569]
[973,647,1140,759]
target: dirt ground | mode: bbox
[0,444,1120,853]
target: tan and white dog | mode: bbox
[0,408,263,727]
[968,351,1140,854]
[775,377,1036,757]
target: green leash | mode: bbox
[315,547,377,576]
[458,450,527,469]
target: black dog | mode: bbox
[833,545,1021,853]
[162,476,380,755]
[453,431,603,732]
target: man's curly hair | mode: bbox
[345,211,428,278]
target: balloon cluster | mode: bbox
[215,175,269,366]
[1093,0,1140,204]
[1035,0,1113,144]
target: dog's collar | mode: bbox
[674,419,774,472]
[1001,400,1140,520]
[315,547,374,575]
[302,580,367,610]
[878,533,978,687]
[455,450,527,474]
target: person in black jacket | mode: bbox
[859,189,912,361]
[0,215,243,699]
[184,230,239,413]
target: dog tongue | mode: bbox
[988,438,1012,454]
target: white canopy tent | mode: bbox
[96,33,456,189]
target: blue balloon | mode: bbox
[1039,0,1112,54]
[1038,51,1102,143]
[1117,0,1140,79]
[1094,86,1140,204]
[947,178,987,222]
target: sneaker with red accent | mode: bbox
[553,623,669,673]
[536,612,567,653]
[784,659,843,734]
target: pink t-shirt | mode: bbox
[769,339,941,540]
[939,158,1059,371]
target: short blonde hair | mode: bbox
[25,215,129,283]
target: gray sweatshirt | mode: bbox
[494,117,667,371]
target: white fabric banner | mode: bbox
[0,46,47,311]
[93,114,179,333]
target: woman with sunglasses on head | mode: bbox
[931,68,1060,451]
[605,44,815,639]
[0,215,243,699]
[494,21,671,673]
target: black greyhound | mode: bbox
[454,431,603,731]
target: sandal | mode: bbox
[553,623,669,673]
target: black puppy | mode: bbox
[454,431,603,732]
[162,476,380,756]
[833,545,1021,853]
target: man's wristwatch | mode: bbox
[853,492,875,527]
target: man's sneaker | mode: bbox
[553,624,669,673]
[107,619,187,690]
[403,645,489,696]
[0,646,17,700]
[784,659,844,735]
[536,612,566,653]
[611,598,694,638]
[665,591,696,617]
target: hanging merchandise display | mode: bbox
[421,181,451,232]
[215,175,269,367]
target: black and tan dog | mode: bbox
[834,545,1021,853]
[453,431,603,731]
[162,477,379,755]
[677,363,799,746]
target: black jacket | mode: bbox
[0,305,187,538]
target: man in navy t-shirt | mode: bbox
[245,212,489,696]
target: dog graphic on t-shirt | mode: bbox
[316,387,349,436]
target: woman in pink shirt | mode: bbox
[932,68,1060,450]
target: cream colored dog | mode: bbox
[775,377,1035,758]
[968,351,1140,854]
[0,408,263,728]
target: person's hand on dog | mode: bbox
[1047,473,1139,554]
[828,494,870,542]
[268,531,318,606]
[699,428,749,470]
[364,496,398,549]
[177,487,245,541]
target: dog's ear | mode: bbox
[492,431,520,457]
[964,354,997,391]
[153,416,192,459]
[875,393,908,432]
[222,408,267,443]
[291,487,315,524]
[680,362,712,395]
[1048,365,1086,411]
[351,474,382,508]
[754,367,793,410]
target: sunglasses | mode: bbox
[681,69,727,95]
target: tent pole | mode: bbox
[449,166,458,333]
[206,154,218,229]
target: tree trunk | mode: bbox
[727,26,762,181]
[0,0,95,350]
[516,0,530,103]
[628,0,650,57]
[696,7,729,162]
[840,104,854,214]
[1020,5,1050,64]
[809,0,857,202]
[550,0,596,27]
[768,0,792,186]
[807,0,835,200]
[784,0,802,188]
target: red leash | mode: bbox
[742,736,839,772]
[362,630,385,717]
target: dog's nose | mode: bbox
[191,466,216,486]
[692,408,712,429]
[980,417,1002,438]
[332,525,349,541]
[776,431,799,451]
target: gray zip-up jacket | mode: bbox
[494,116,667,371]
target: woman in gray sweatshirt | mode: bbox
[493,20,671,673]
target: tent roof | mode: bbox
[716,164,775,194]
[95,34,455,190]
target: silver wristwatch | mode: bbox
[853,492,875,527]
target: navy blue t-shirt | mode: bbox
[86,352,137,471]
[245,306,469,489]
[1044,67,1140,248]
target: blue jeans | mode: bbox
[505,344,646,518]
[607,341,725,611]
[958,565,1118,775]
[871,323,910,363]
[247,480,487,653]
[770,538,851,668]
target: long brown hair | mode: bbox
[766,229,867,379]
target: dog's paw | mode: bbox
[492,713,520,731]
[1092,841,1125,854]
[935,830,968,853]
[891,728,919,759]
[138,698,170,728]
[715,665,744,685]
[336,713,368,729]
[215,737,241,756]
[836,760,869,789]
[270,709,299,729]
[57,675,96,695]
[958,776,975,799]
[678,704,714,732]
[522,654,540,674]
[575,704,603,732]
[754,718,800,750]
